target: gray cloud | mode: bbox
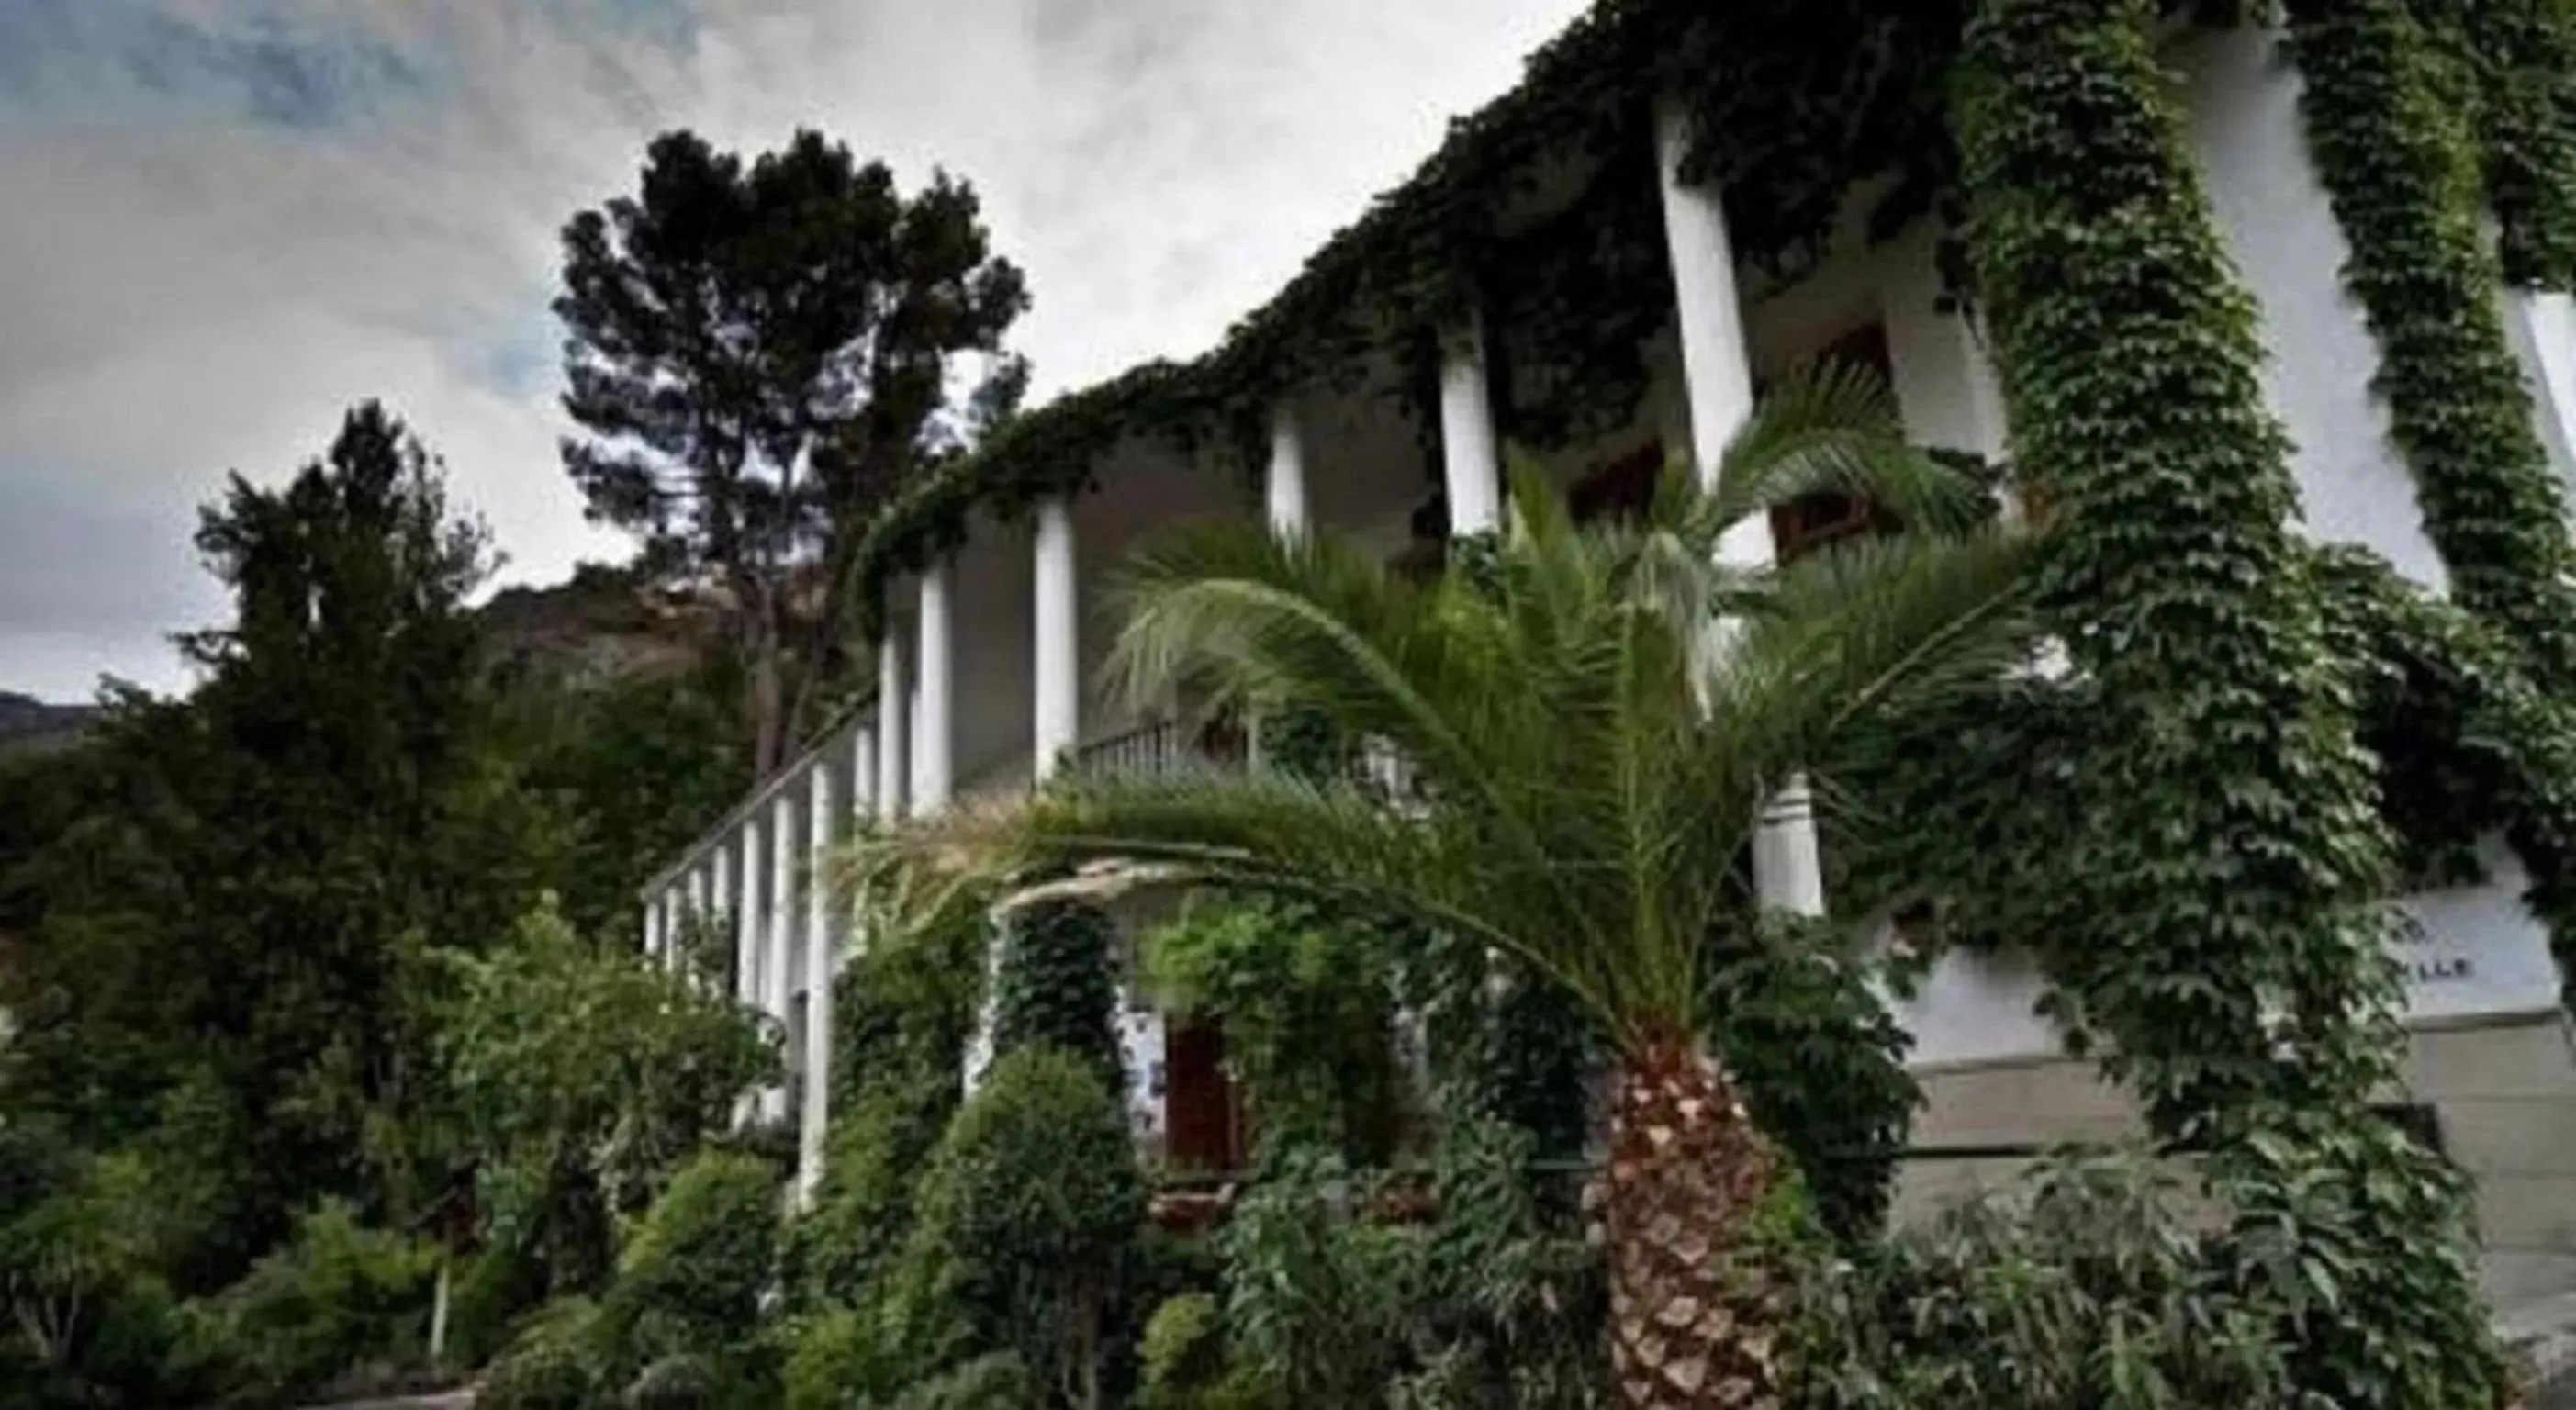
[0,0,1585,702]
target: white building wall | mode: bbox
[2180,23,2451,591]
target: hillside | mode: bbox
[0,691,100,758]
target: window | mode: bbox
[1762,321,1906,563]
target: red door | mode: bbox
[1162,1019,1242,1173]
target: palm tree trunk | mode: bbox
[1598,1035,1789,1409]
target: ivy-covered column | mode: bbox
[2284,0,2576,690]
[1954,0,2508,1402]
[2457,0,2576,292]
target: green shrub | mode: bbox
[784,1093,925,1313]
[902,1046,1144,1406]
[783,1305,902,1410]
[1146,896,1405,1163]
[1215,1147,1414,1406]
[187,1200,441,1402]
[991,899,1125,1099]
[888,1352,1034,1410]
[1705,917,1920,1248]
[1137,1295,1226,1410]
[1794,1151,2290,1407]
[606,1149,781,1360]
[479,1296,606,1410]
[624,1350,718,1409]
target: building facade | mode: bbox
[635,11,2576,1310]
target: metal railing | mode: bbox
[1075,716,1249,778]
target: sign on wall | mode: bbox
[1891,838,2564,1070]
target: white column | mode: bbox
[877,626,909,822]
[686,864,712,979]
[1034,498,1081,783]
[917,560,956,810]
[643,893,665,960]
[1656,98,1824,918]
[798,751,840,1207]
[767,783,801,1122]
[1439,317,1505,537]
[733,822,760,1011]
[1266,403,1309,536]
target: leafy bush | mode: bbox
[1146,895,1406,1162]
[185,1200,441,1403]
[479,1295,606,1410]
[889,1352,1036,1410]
[1705,917,1920,1247]
[1137,1295,1227,1410]
[1794,1151,2290,1407]
[991,899,1126,1099]
[1215,1147,1415,1405]
[902,1046,1144,1407]
[784,1305,902,1410]
[446,898,777,1222]
[606,1149,781,1362]
[784,1093,926,1313]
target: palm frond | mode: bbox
[1690,359,1990,543]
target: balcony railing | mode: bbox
[1074,716,1249,778]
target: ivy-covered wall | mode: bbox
[1953,0,2507,1402]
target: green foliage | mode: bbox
[901,1046,1145,1409]
[864,379,2026,1063]
[1137,1295,1228,1410]
[2286,0,2576,692]
[1952,1,2508,1402]
[1704,919,1919,1248]
[785,1093,929,1313]
[1795,1152,2290,1407]
[479,1295,608,1410]
[1209,1125,1603,1410]
[1215,1148,1413,1406]
[1145,895,1406,1162]
[447,898,777,1224]
[2,403,566,1289]
[2453,0,2576,290]
[888,1353,1036,1410]
[557,127,1028,769]
[499,669,748,944]
[846,0,1971,643]
[991,900,1126,1100]
[0,1135,204,1406]
[185,1201,441,1404]
[783,1305,901,1410]
[605,1148,782,1363]
[829,890,986,1169]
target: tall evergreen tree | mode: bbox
[555,129,1031,771]
[3,405,564,1285]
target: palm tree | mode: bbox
[851,365,2035,1409]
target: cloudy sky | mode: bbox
[0,0,1585,703]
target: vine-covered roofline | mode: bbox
[849,0,2000,642]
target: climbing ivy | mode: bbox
[2454,0,2576,290]
[848,0,1972,642]
[1953,0,2507,1402]
[2283,0,2576,695]
[989,898,1126,1101]
[2311,545,2576,1001]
